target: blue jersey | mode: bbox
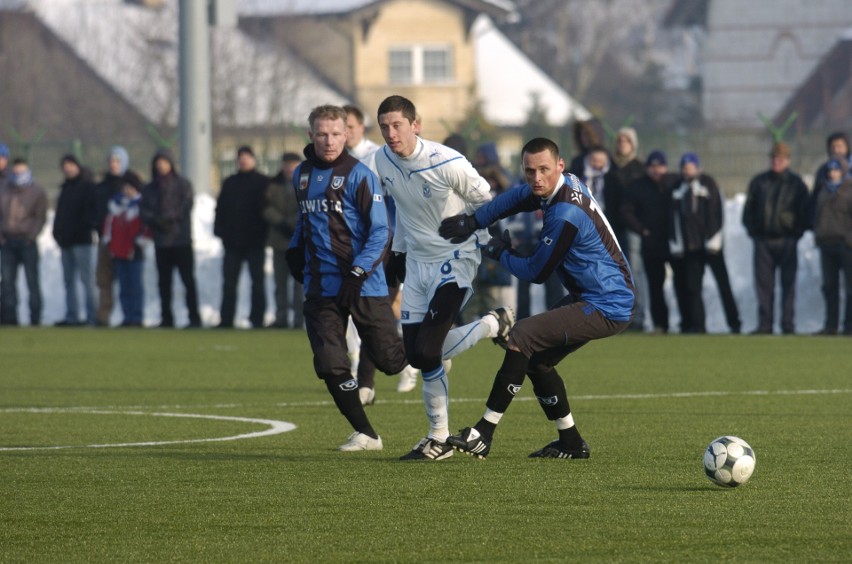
[474,174,635,321]
[289,145,391,298]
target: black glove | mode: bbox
[336,265,367,309]
[285,247,305,284]
[385,251,406,285]
[482,229,512,261]
[439,214,479,243]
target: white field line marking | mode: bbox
[0,409,296,452]
[275,387,852,408]
[4,388,849,413]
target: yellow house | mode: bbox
[240,0,518,141]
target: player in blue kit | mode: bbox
[286,105,408,452]
[439,137,636,459]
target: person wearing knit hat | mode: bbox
[213,144,269,329]
[669,151,740,334]
[742,142,810,334]
[613,127,646,331]
[810,156,852,335]
[621,149,675,334]
[93,146,143,326]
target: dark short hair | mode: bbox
[377,95,417,123]
[281,152,301,163]
[343,105,366,124]
[521,137,560,160]
[12,157,27,166]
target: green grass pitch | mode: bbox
[1,328,850,562]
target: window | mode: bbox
[388,45,453,85]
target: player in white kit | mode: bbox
[375,95,515,461]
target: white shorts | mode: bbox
[400,253,479,324]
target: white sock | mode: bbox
[483,408,504,425]
[555,413,575,430]
[442,318,492,359]
[422,366,449,441]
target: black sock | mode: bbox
[474,418,497,442]
[485,349,529,414]
[558,426,583,449]
[528,368,571,421]
[324,375,377,439]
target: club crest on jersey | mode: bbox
[331,176,344,190]
[299,174,309,191]
[422,183,432,198]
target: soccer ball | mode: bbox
[703,436,756,487]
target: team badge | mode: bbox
[422,184,431,198]
[299,174,309,191]
[340,379,359,391]
[331,176,344,190]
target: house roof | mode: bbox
[26,0,347,127]
[774,30,852,130]
[240,0,518,21]
[473,15,590,126]
[8,0,578,129]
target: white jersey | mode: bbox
[348,137,381,174]
[374,137,492,262]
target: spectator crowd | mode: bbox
[0,127,849,336]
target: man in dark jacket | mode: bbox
[214,145,269,328]
[668,152,730,334]
[621,150,674,333]
[93,146,143,326]
[140,148,201,328]
[0,158,47,326]
[742,142,809,334]
[264,152,303,329]
[53,154,97,326]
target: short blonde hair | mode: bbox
[308,105,347,130]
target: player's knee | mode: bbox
[313,348,350,380]
[408,344,442,371]
[526,360,553,378]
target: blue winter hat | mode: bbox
[109,146,129,175]
[0,143,10,158]
[826,158,843,171]
[680,152,700,168]
[645,150,667,166]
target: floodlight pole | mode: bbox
[178,0,212,194]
